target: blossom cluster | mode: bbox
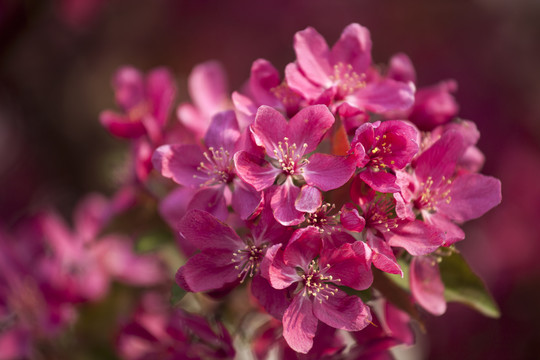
[0,23,501,359]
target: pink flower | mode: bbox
[177,61,231,138]
[396,131,502,245]
[117,292,235,360]
[233,58,303,126]
[268,228,373,353]
[39,194,166,302]
[350,120,419,193]
[100,66,176,143]
[235,105,355,225]
[285,24,415,115]
[176,209,289,293]
[153,110,263,220]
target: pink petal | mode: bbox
[178,209,242,251]
[414,130,465,183]
[386,220,444,256]
[112,66,145,110]
[295,185,322,213]
[234,151,280,192]
[176,103,207,138]
[285,62,323,101]
[268,248,302,290]
[99,111,146,138]
[410,256,446,316]
[304,153,355,191]
[282,294,318,354]
[146,67,176,127]
[288,105,335,154]
[293,26,332,87]
[347,79,415,113]
[320,242,373,290]
[330,23,372,74]
[269,180,305,226]
[313,290,371,331]
[73,193,109,243]
[284,227,323,269]
[387,53,416,84]
[188,60,228,116]
[423,213,465,246]
[359,169,400,193]
[250,275,290,320]
[231,178,263,220]
[152,144,209,187]
[203,110,240,152]
[384,301,415,346]
[251,106,289,156]
[187,186,229,222]
[94,236,165,286]
[438,173,502,222]
[367,233,403,276]
[340,204,366,232]
[248,58,282,108]
[179,249,241,292]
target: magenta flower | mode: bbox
[396,130,502,245]
[235,105,355,225]
[100,66,176,143]
[117,292,235,360]
[350,120,419,193]
[153,110,262,220]
[39,194,166,302]
[233,58,303,126]
[268,227,373,353]
[177,61,231,138]
[176,208,289,293]
[285,24,415,115]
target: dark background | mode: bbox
[1,0,539,358]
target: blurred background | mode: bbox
[1,0,539,358]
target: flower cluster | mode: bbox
[140,23,501,355]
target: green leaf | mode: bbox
[170,282,187,307]
[338,286,372,303]
[439,252,500,318]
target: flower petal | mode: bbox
[304,153,355,191]
[204,110,240,152]
[178,209,242,251]
[330,23,372,74]
[293,26,333,87]
[234,151,280,192]
[282,293,318,354]
[347,79,415,113]
[288,105,335,154]
[295,185,322,213]
[410,256,446,316]
[313,290,371,331]
[269,180,305,226]
[438,173,502,222]
[152,144,209,187]
[179,249,241,293]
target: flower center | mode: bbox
[300,260,341,303]
[231,243,267,283]
[306,203,339,233]
[272,137,309,176]
[415,175,453,213]
[329,62,367,99]
[365,195,398,232]
[368,134,395,172]
[195,147,235,185]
